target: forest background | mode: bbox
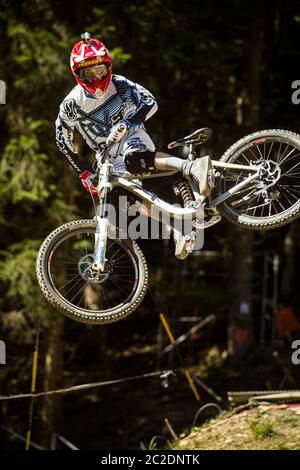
[0,0,300,450]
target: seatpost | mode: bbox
[188,143,197,161]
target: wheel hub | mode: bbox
[257,160,281,186]
[78,254,112,284]
[251,160,282,203]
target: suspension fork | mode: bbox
[93,163,113,272]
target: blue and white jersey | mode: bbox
[55,75,158,173]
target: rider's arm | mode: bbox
[125,79,158,126]
[55,101,89,174]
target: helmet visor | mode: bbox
[79,63,109,83]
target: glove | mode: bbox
[79,170,98,195]
[106,120,129,146]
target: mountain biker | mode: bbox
[55,32,211,259]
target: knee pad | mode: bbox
[124,148,156,174]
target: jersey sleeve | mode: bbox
[55,98,89,174]
[125,79,158,126]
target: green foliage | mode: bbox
[1,126,53,206]
[86,8,132,68]
[249,419,276,439]
[7,22,68,90]
[0,239,41,303]
[140,435,159,450]
[109,47,132,68]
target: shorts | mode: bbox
[109,127,156,173]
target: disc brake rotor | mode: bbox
[252,160,282,202]
[78,254,111,284]
[256,160,281,187]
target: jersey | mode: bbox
[55,75,158,173]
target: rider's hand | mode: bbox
[106,120,129,146]
[79,170,98,195]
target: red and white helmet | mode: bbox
[70,32,113,97]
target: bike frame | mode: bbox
[92,146,262,271]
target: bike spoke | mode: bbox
[58,274,82,291]
[63,276,86,298]
[111,252,129,264]
[231,187,259,208]
[281,161,300,177]
[248,147,259,161]
[278,184,300,194]
[277,148,299,166]
[281,174,300,179]
[108,277,131,296]
[241,152,252,164]
[270,199,279,214]
[109,275,135,284]
[276,142,283,163]
[256,145,264,160]
[69,281,88,304]
[110,246,123,261]
[244,200,270,213]
[275,196,286,212]
[268,201,272,216]
[78,289,87,309]
[98,284,111,309]
[278,185,298,204]
[266,141,274,160]
[111,262,132,268]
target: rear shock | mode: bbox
[173,180,194,208]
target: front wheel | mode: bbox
[216,129,300,230]
[36,220,148,324]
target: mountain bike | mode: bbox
[36,128,300,324]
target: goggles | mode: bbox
[79,63,109,83]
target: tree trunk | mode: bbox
[228,10,264,359]
[228,227,255,358]
[40,315,64,448]
[281,221,300,300]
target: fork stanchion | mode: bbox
[159,313,200,401]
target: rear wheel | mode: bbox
[216,129,300,229]
[36,219,148,324]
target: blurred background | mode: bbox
[0,0,300,450]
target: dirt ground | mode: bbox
[171,404,300,450]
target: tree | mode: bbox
[228,6,264,359]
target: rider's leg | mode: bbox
[154,152,184,171]
[154,151,212,197]
[138,202,190,260]
[122,132,211,197]
[155,151,211,260]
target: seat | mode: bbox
[167,127,212,149]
